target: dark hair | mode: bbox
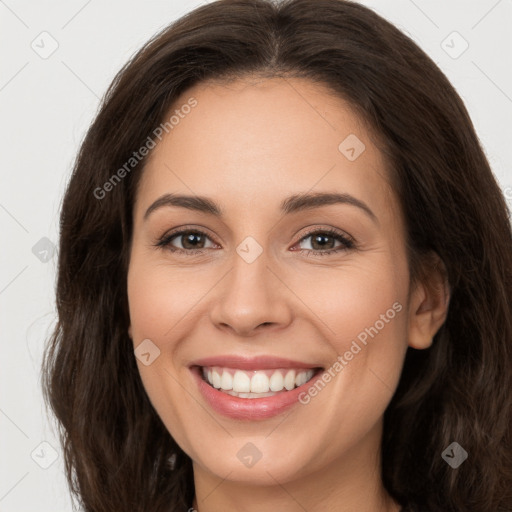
[42,0,512,511]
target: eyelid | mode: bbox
[156,224,220,246]
[296,225,355,245]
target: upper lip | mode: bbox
[189,355,323,371]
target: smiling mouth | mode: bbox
[197,366,324,398]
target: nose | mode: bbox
[208,249,293,337]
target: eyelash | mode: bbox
[154,226,355,258]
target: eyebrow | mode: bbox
[143,191,378,224]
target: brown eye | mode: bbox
[156,229,216,254]
[294,228,355,257]
[174,231,207,250]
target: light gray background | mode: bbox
[1,1,511,510]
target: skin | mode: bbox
[127,76,450,512]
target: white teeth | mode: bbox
[269,371,284,392]
[233,370,251,392]
[220,371,233,390]
[284,370,296,390]
[202,366,316,395]
[225,390,277,399]
[295,371,308,387]
[250,373,269,393]
[211,370,221,389]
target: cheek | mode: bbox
[127,258,201,451]
[290,258,407,344]
[127,255,212,341]
[286,255,409,398]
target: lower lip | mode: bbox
[190,366,321,420]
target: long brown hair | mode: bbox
[42,1,512,510]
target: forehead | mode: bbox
[135,77,395,221]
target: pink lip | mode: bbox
[189,364,323,421]
[189,354,321,371]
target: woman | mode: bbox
[42,1,512,511]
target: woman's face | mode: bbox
[127,77,429,488]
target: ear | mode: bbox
[407,252,451,349]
